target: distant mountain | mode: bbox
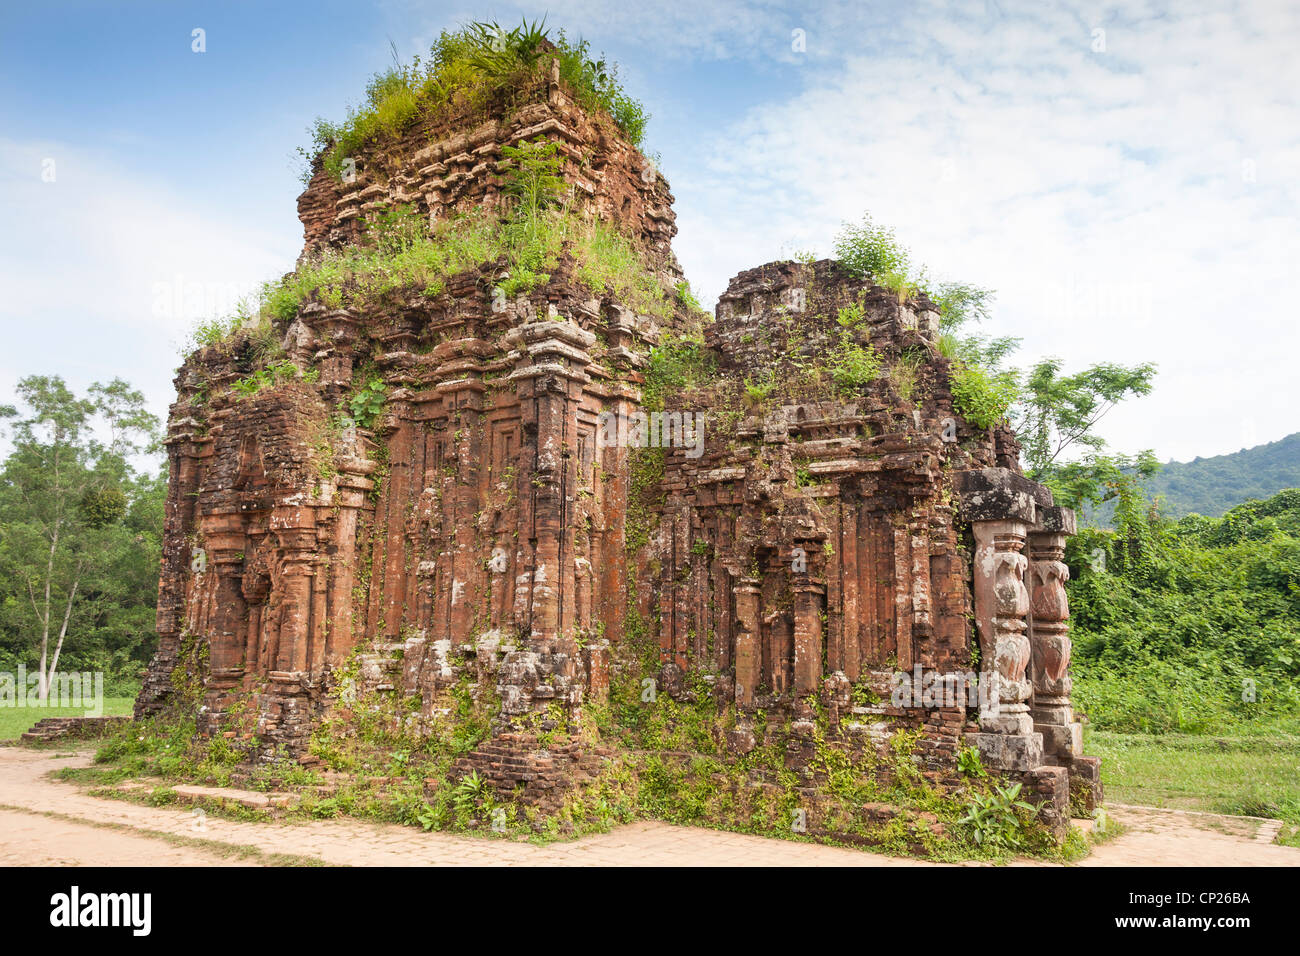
[1146,432,1300,518]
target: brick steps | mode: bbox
[171,784,299,810]
[19,716,129,743]
[114,781,299,810]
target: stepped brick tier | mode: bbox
[296,58,680,281]
[137,59,1099,825]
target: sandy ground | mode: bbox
[1,746,1296,866]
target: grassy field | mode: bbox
[1086,728,1300,845]
[0,697,136,741]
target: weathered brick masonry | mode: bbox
[296,59,679,278]
[137,58,1099,825]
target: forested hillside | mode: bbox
[1146,432,1300,518]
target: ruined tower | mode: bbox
[137,48,1099,830]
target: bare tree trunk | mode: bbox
[36,525,59,701]
[46,572,81,698]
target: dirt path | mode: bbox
[0,809,247,866]
[1,746,1295,867]
[1073,803,1297,866]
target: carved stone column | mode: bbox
[1029,505,1082,760]
[203,506,249,681]
[197,504,249,736]
[489,319,596,726]
[956,468,1045,771]
[326,456,376,665]
[974,520,1033,734]
[269,507,318,678]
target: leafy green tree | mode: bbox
[949,364,1021,430]
[1016,358,1156,473]
[834,212,1158,507]
[1036,449,1161,513]
[1009,358,1157,512]
[833,213,912,281]
[0,376,161,697]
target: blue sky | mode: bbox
[2,0,1297,463]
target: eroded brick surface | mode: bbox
[137,66,1090,827]
[296,60,679,277]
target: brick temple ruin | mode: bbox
[136,55,1101,828]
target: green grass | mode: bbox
[1085,728,1300,845]
[206,205,674,355]
[0,696,135,741]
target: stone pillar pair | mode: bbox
[956,469,1081,772]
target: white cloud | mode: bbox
[0,138,297,436]
[672,0,1300,461]
[5,0,1296,468]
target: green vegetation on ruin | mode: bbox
[190,136,678,415]
[61,649,1095,861]
[641,331,715,413]
[194,203,673,346]
[42,611,1081,860]
[833,213,1019,428]
[302,18,649,182]
[832,213,1157,471]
